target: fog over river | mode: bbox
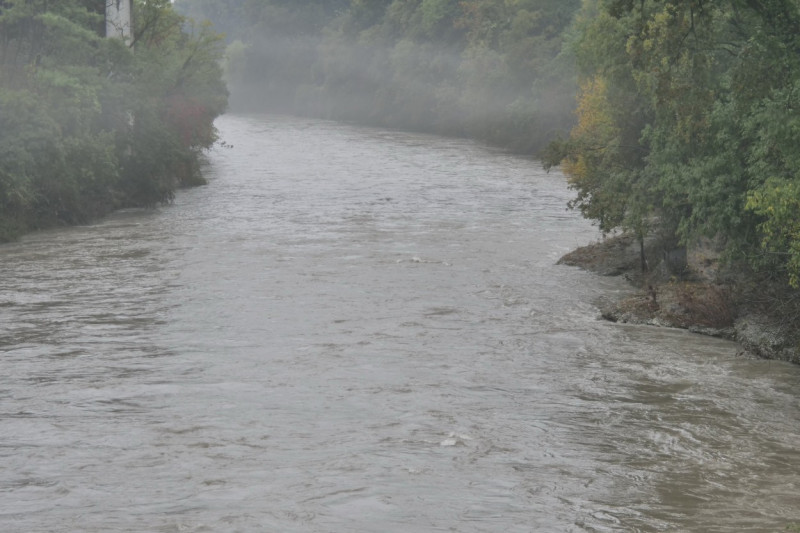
[1,114,799,532]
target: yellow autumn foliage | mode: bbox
[562,75,618,186]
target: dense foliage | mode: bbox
[0,0,227,240]
[546,0,800,288]
[175,0,580,153]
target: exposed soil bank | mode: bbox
[561,234,800,364]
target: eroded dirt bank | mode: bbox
[561,234,800,364]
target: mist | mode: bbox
[173,0,581,155]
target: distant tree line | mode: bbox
[0,0,227,240]
[174,0,580,154]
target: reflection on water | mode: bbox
[1,114,798,532]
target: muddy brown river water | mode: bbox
[1,114,799,532]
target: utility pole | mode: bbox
[106,0,133,45]
[106,0,135,144]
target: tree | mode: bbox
[548,0,800,285]
[0,0,227,238]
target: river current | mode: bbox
[1,114,799,532]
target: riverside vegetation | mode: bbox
[0,0,228,240]
[547,0,800,363]
[3,0,800,362]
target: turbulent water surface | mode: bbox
[1,114,799,532]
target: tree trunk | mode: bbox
[639,234,648,272]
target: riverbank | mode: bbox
[560,234,800,364]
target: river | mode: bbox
[1,114,799,532]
